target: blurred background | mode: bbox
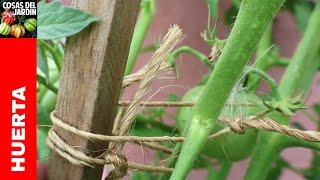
[48,0,320,179]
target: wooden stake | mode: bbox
[47,0,140,179]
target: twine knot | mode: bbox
[228,117,246,134]
[104,150,128,180]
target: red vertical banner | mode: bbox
[0,39,37,179]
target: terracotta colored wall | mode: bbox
[49,1,320,179]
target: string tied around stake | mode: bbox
[102,150,128,180]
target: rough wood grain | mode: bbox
[47,0,140,179]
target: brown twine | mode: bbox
[50,111,184,143]
[112,107,125,135]
[109,25,184,154]
[46,129,173,173]
[50,111,320,144]
[108,24,183,178]
[112,107,173,154]
[47,110,320,176]
[122,62,172,88]
[118,100,261,107]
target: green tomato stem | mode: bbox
[167,46,211,67]
[170,0,285,179]
[245,3,320,179]
[282,135,320,151]
[171,115,212,180]
[245,132,320,179]
[245,66,281,100]
[53,40,64,62]
[140,43,159,53]
[206,160,232,180]
[272,58,290,67]
[216,161,232,180]
[278,3,320,98]
[247,25,273,90]
[38,40,62,72]
[124,0,155,76]
[158,120,190,180]
[135,114,177,134]
[37,74,58,94]
[244,132,283,179]
[167,46,281,99]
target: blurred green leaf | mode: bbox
[207,165,218,180]
[132,171,154,180]
[38,40,62,72]
[131,115,176,137]
[37,103,52,126]
[198,71,212,86]
[224,4,239,26]
[266,157,290,180]
[150,107,165,119]
[37,42,49,81]
[38,1,99,40]
[37,74,59,94]
[191,156,212,169]
[37,127,50,162]
[167,94,180,102]
[304,152,320,180]
[207,161,232,179]
[207,0,219,19]
[313,104,320,128]
[313,104,320,116]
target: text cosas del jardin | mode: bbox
[2,2,36,16]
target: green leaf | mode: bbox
[266,157,290,180]
[37,103,52,126]
[313,104,320,116]
[132,171,154,180]
[304,152,320,180]
[37,42,49,81]
[37,127,50,162]
[198,71,212,86]
[37,1,99,40]
[224,4,239,26]
[207,0,219,19]
[207,161,232,179]
[207,165,218,180]
[131,120,172,137]
[167,94,180,102]
[130,114,178,137]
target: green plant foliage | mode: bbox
[37,43,49,80]
[37,103,52,126]
[132,172,155,180]
[266,157,290,180]
[37,127,50,162]
[304,152,320,180]
[35,0,320,179]
[37,0,99,40]
[171,0,286,178]
[207,0,219,19]
[314,104,320,117]
[224,4,238,26]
